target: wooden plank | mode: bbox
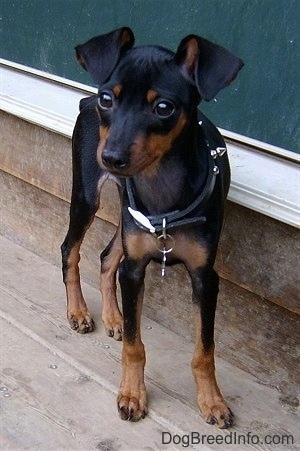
[0,236,299,450]
[1,319,180,451]
[216,201,300,314]
[0,110,120,226]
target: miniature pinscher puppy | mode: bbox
[61,27,243,427]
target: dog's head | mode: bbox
[76,27,243,176]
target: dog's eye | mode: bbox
[154,101,175,118]
[98,92,114,110]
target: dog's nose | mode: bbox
[102,150,129,170]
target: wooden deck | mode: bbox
[0,235,298,450]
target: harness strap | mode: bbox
[126,122,226,234]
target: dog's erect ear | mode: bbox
[175,35,243,101]
[75,27,135,85]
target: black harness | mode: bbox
[126,123,226,235]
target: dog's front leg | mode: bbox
[189,268,234,428]
[117,257,148,421]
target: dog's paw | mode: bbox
[106,323,123,341]
[117,391,148,422]
[68,310,95,334]
[202,402,234,429]
[102,311,123,341]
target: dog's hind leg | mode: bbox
[100,221,124,341]
[61,177,103,333]
[61,115,107,333]
[61,98,107,333]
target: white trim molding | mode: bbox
[1,59,299,228]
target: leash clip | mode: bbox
[156,218,175,278]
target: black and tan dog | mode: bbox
[61,27,243,427]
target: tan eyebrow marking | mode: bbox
[146,89,158,103]
[112,85,123,97]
